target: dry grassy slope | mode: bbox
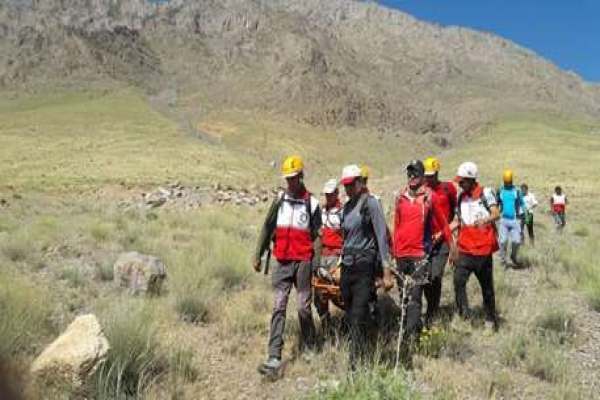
[1,83,600,399]
[2,0,600,140]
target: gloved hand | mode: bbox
[253,259,262,273]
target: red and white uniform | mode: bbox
[457,185,499,256]
[273,190,319,262]
[321,201,343,256]
[552,194,567,213]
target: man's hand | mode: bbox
[253,259,262,273]
[382,266,395,291]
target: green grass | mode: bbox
[310,366,416,400]
[94,300,165,399]
[0,271,54,361]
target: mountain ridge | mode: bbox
[1,0,599,139]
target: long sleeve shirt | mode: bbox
[341,193,390,267]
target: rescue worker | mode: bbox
[497,169,526,268]
[423,156,458,324]
[393,160,455,342]
[454,162,500,331]
[520,184,538,245]
[551,186,568,233]
[339,164,393,368]
[314,178,343,336]
[253,155,322,376]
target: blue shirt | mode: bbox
[498,186,525,220]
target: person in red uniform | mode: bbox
[423,157,457,324]
[454,161,501,332]
[393,160,455,342]
[314,178,343,335]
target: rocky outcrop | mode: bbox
[113,251,167,295]
[2,0,599,135]
[30,314,109,391]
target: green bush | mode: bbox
[174,286,215,324]
[60,265,86,288]
[94,301,165,399]
[311,366,415,400]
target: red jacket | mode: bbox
[321,200,343,256]
[273,189,319,262]
[393,186,453,259]
[429,181,457,236]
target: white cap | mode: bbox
[322,179,338,194]
[340,164,362,185]
[456,161,478,180]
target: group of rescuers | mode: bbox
[252,155,568,375]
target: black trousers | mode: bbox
[340,254,377,367]
[453,253,497,323]
[424,242,449,321]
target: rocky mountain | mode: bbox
[2,0,599,138]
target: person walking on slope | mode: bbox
[520,184,538,245]
[339,164,393,369]
[454,162,500,331]
[314,178,343,336]
[423,157,458,324]
[550,186,568,233]
[253,155,322,376]
[392,160,455,343]
[497,169,526,268]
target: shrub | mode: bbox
[499,333,528,367]
[534,307,575,344]
[94,301,165,398]
[1,235,31,262]
[310,366,415,399]
[174,286,215,324]
[59,265,86,288]
[96,262,115,282]
[0,272,52,360]
[524,337,567,382]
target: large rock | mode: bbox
[114,251,167,295]
[31,314,109,390]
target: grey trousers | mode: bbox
[268,260,316,359]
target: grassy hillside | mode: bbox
[1,89,599,399]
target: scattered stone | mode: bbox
[113,252,167,295]
[31,314,109,391]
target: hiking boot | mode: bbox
[257,357,282,376]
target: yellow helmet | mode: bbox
[281,155,304,178]
[360,164,370,179]
[503,169,513,184]
[424,157,441,176]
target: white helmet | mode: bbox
[322,178,338,194]
[456,161,478,180]
[340,164,362,185]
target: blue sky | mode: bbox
[379,0,600,82]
